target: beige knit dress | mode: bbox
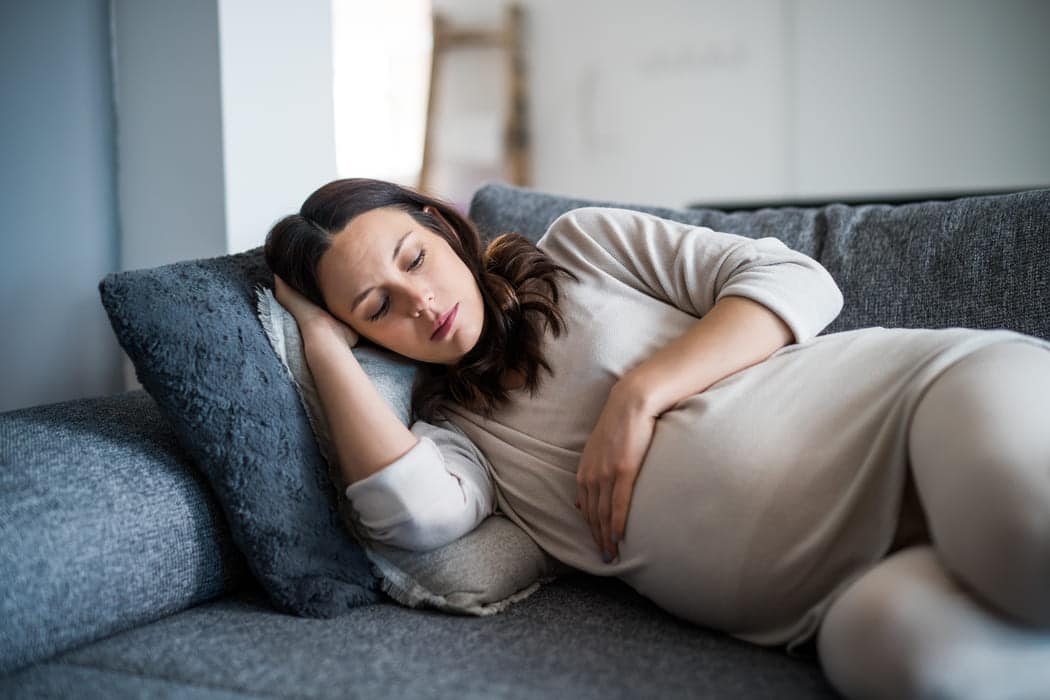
[345,206,1050,652]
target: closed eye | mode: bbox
[367,249,427,322]
[409,249,426,271]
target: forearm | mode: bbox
[618,295,794,416]
[301,322,419,485]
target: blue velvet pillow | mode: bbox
[98,247,411,617]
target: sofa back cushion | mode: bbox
[469,184,1050,342]
[819,190,1050,341]
[468,184,828,257]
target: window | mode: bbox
[331,0,432,186]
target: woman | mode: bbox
[265,178,1050,698]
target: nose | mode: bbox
[409,284,435,317]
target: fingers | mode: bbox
[598,484,616,560]
[576,484,601,558]
[609,477,632,551]
[578,479,619,563]
[586,484,603,559]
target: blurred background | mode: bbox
[1,0,1048,412]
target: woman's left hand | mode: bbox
[575,380,657,563]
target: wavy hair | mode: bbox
[263,178,579,421]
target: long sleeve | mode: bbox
[342,419,496,551]
[541,206,844,344]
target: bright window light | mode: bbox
[331,0,432,186]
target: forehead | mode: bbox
[328,208,416,262]
[340,206,416,243]
[318,207,418,293]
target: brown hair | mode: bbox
[263,178,579,421]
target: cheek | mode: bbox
[340,314,363,334]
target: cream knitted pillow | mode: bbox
[254,285,570,615]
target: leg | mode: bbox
[908,341,1050,627]
[817,545,1050,700]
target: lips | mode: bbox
[431,303,458,341]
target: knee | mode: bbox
[817,550,968,699]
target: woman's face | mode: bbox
[316,206,485,365]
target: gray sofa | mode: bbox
[2,183,1048,699]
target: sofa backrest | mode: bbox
[469,184,1050,342]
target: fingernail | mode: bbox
[602,550,612,563]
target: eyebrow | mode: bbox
[349,230,414,313]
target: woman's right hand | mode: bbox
[273,274,359,348]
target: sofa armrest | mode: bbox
[0,389,250,674]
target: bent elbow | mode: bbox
[370,512,476,552]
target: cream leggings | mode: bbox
[817,341,1050,699]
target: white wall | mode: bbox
[433,0,1050,208]
[794,0,1050,197]
[112,0,338,391]
[113,0,337,271]
[526,0,791,207]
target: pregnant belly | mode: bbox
[613,330,923,637]
[614,401,808,635]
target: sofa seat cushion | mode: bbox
[1,576,835,699]
[0,390,249,673]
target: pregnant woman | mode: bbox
[265,178,1050,699]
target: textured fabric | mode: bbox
[364,514,571,617]
[98,248,384,618]
[0,664,255,699]
[0,390,249,673]
[469,183,1050,339]
[255,286,568,615]
[820,188,1050,340]
[2,577,836,699]
[469,183,828,256]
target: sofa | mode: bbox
[2,182,1048,699]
